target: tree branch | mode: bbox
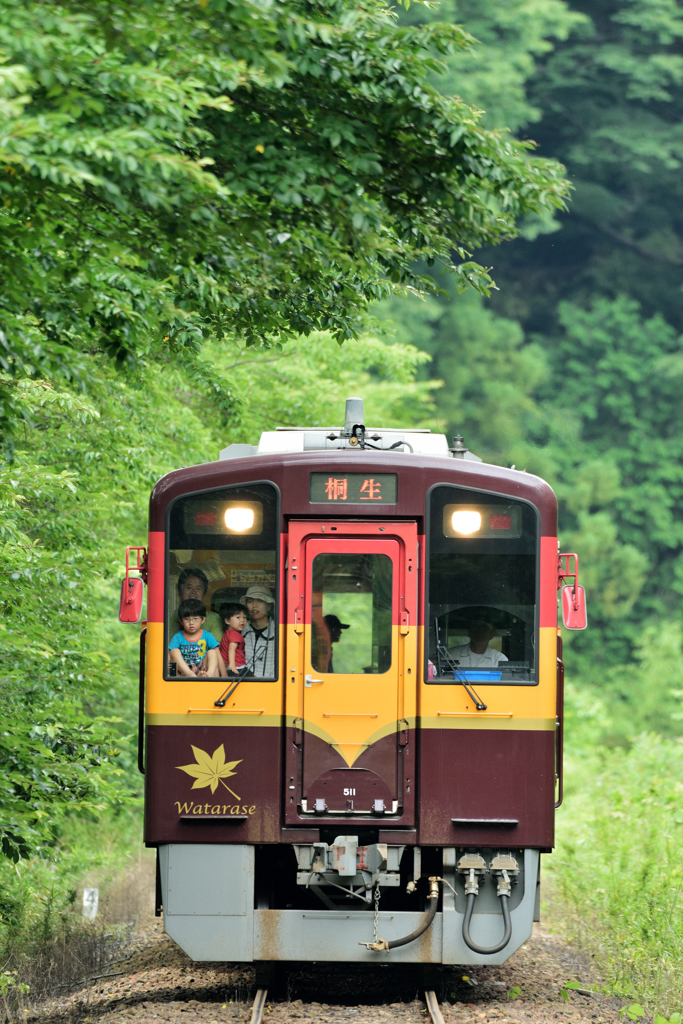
[575,214,683,267]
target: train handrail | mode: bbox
[555,633,564,808]
[138,627,147,775]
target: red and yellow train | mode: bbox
[121,397,586,966]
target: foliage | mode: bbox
[203,331,441,441]
[487,0,683,332]
[400,0,585,133]
[375,289,549,467]
[528,296,683,685]
[550,722,683,1015]
[378,0,683,742]
[0,807,149,1005]
[0,331,440,865]
[0,0,571,448]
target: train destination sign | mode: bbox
[310,473,398,504]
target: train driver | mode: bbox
[450,618,508,668]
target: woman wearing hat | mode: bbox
[241,585,276,677]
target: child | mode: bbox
[169,598,219,677]
[218,602,248,676]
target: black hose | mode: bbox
[385,893,439,949]
[462,892,511,954]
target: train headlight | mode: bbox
[183,497,264,535]
[451,510,482,535]
[224,506,255,532]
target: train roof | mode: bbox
[220,396,482,462]
[149,399,558,535]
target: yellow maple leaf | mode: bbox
[176,744,242,798]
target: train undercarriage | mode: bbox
[158,841,540,965]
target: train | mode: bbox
[119,396,586,969]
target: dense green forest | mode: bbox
[2,0,683,1012]
[380,0,683,742]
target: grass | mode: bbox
[548,684,683,1016]
[0,805,154,1015]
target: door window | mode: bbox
[310,552,393,674]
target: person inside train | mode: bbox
[169,567,223,642]
[241,584,276,676]
[450,618,508,668]
[217,602,248,677]
[168,598,220,677]
[323,613,350,672]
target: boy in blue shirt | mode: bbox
[169,598,219,677]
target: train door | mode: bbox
[286,521,417,822]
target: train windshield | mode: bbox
[427,485,538,684]
[166,482,278,680]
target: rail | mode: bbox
[247,985,447,1024]
[425,989,446,1024]
[249,988,268,1024]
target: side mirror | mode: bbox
[558,551,587,630]
[561,584,587,630]
[119,576,144,623]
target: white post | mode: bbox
[82,888,99,920]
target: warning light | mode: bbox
[451,510,482,535]
[185,499,263,535]
[444,502,522,539]
[224,507,255,532]
[194,511,217,526]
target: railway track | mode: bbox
[25,924,622,1024]
[247,987,444,1024]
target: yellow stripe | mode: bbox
[146,712,554,732]
[419,715,556,731]
[146,713,282,728]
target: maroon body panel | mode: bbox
[418,728,555,848]
[285,728,416,828]
[302,732,397,796]
[145,726,281,843]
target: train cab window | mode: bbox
[311,553,393,674]
[166,482,279,680]
[427,485,538,684]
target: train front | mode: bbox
[134,398,571,966]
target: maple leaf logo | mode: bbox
[176,744,242,798]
